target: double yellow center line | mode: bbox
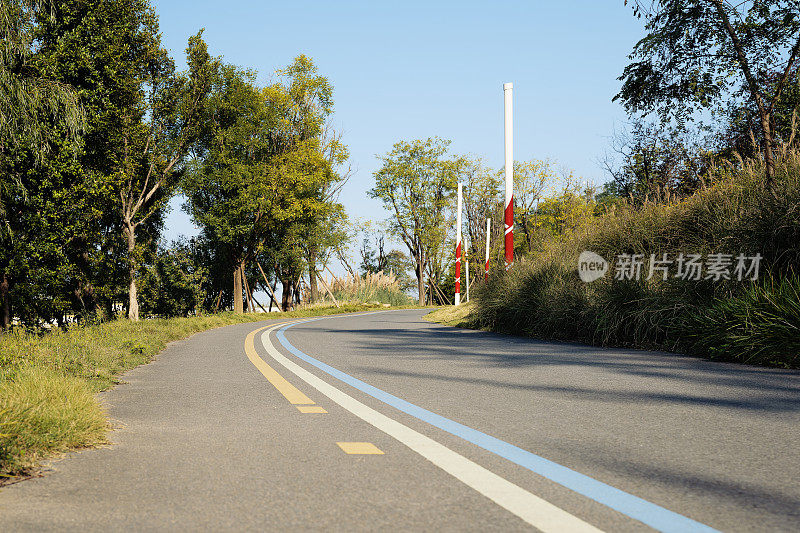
[244,324,327,413]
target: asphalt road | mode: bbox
[1,310,798,531]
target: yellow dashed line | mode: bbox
[336,442,385,455]
[296,405,327,414]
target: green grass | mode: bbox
[0,303,399,478]
[0,367,108,477]
[432,149,800,368]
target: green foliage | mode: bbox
[461,156,501,262]
[0,0,211,326]
[617,1,800,121]
[0,0,84,164]
[184,56,347,310]
[139,241,206,318]
[719,70,800,160]
[602,121,711,203]
[617,1,800,181]
[1,0,351,325]
[369,137,461,303]
[117,28,215,320]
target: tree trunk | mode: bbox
[760,112,775,188]
[233,261,244,314]
[128,274,139,322]
[281,279,292,311]
[123,221,139,322]
[1,272,10,329]
[242,263,253,313]
[307,247,319,303]
[415,257,425,306]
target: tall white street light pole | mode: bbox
[503,82,514,270]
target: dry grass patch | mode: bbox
[425,302,478,328]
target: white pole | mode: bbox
[465,260,469,302]
[455,182,463,305]
[485,218,491,280]
[503,82,514,270]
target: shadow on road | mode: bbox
[296,322,800,414]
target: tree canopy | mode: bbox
[369,138,460,305]
[616,1,800,184]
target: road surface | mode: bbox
[1,310,798,531]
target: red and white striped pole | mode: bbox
[503,82,514,270]
[454,182,463,305]
[485,218,491,280]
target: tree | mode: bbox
[369,138,459,305]
[534,187,596,238]
[304,125,351,303]
[0,0,83,166]
[184,64,271,314]
[461,157,500,272]
[718,69,800,160]
[185,56,341,313]
[116,30,214,320]
[138,240,206,318]
[265,58,349,304]
[617,1,800,185]
[384,250,415,292]
[28,0,166,323]
[601,121,709,202]
[512,159,558,252]
[359,229,395,275]
[0,0,85,328]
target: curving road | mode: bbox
[1,310,799,531]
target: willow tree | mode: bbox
[0,0,83,166]
[0,0,84,328]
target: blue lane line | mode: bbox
[275,317,718,533]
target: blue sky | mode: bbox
[153,0,646,243]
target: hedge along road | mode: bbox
[1,310,798,531]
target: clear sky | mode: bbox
[153,0,646,245]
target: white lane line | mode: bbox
[259,323,602,533]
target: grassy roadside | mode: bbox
[424,302,478,328]
[428,151,800,369]
[0,302,403,478]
